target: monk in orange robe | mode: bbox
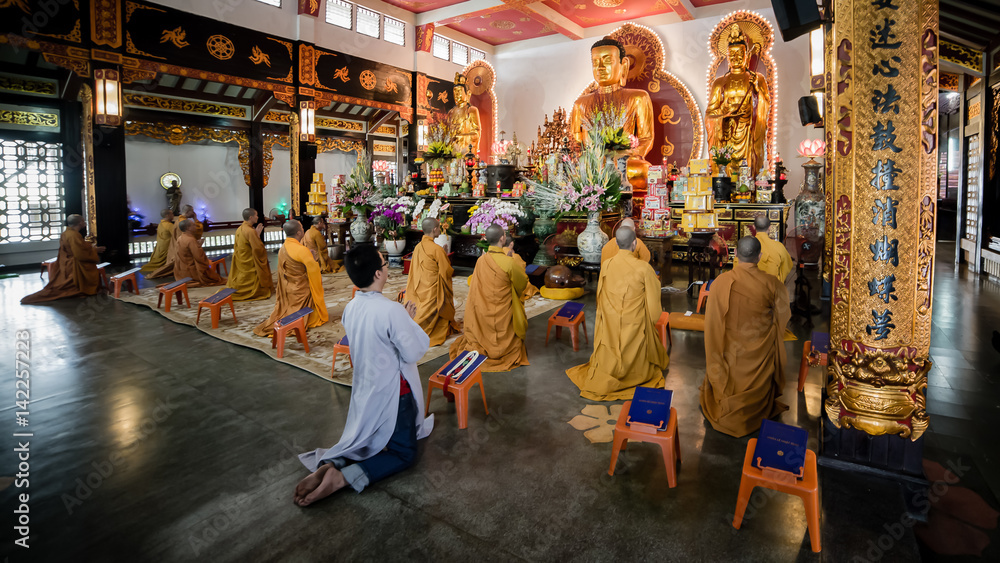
[406,218,461,346]
[254,220,329,337]
[568,227,668,401]
[303,216,333,273]
[735,216,793,284]
[22,215,105,304]
[227,207,273,301]
[449,224,529,371]
[600,218,651,264]
[701,236,791,437]
[141,208,175,274]
[147,213,181,279]
[173,219,226,287]
[181,205,204,240]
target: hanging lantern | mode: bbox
[299,101,316,142]
[94,69,122,126]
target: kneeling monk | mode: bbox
[700,236,791,437]
[567,227,668,401]
[227,207,273,301]
[448,224,529,371]
[254,220,329,337]
[405,218,461,346]
[295,244,432,505]
[22,214,105,304]
[173,219,226,287]
[141,208,175,274]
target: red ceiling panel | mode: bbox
[541,0,673,28]
[380,0,468,14]
[445,8,557,45]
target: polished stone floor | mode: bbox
[0,242,997,561]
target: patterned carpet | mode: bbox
[118,270,564,386]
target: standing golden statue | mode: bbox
[569,38,654,190]
[706,25,770,177]
[448,72,481,156]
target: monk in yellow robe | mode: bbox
[141,208,174,274]
[254,220,329,337]
[227,207,273,301]
[147,213,181,279]
[303,216,333,273]
[181,205,204,240]
[735,216,793,284]
[449,224,529,372]
[567,227,668,401]
[22,215,105,304]
[701,236,791,437]
[600,218,651,264]
[173,219,226,287]
[406,218,460,346]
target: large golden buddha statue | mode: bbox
[448,72,481,156]
[706,25,770,176]
[569,38,654,189]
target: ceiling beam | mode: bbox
[416,0,503,26]
[940,29,986,51]
[368,110,398,135]
[59,69,82,101]
[125,83,252,107]
[252,93,277,122]
[665,0,696,22]
[518,2,583,41]
[940,11,1000,34]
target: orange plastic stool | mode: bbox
[545,308,588,351]
[655,311,672,351]
[798,332,830,392]
[41,257,57,279]
[157,277,192,312]
[397,289,406,303]
[208,254,229,276]
[696,279,713,313]
[332,336,352,373]
[608,403,681,487]
[733,438,821,552]
[110,267,141,298]
[196,288,237,329]
[351,286,358,298]
[425,362,489,430]
[271,307,312,358]
[96,262,111,290]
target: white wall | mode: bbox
[262,147,359,217]
[125,139,250,224]
[493,8,825,201]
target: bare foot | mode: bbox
[295,465,348,507]
[293,463,332,505]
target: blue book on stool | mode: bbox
[753,419,808,477]
[338,335,349,346]
[526,264,541,275]
[811,331,830,355]
[627,387,673,431]
[556,302,584,319]
[439,352,488,384]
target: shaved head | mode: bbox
[484,224,505,245]
[620,217,636,231]
[67,214,84,228]
[422,217,439,235]
[181,204,194,215]
[283,220,303,238]
[754,215,770,232]
[161,208,173,219]
[615,226,636,250]
[242,208,256,221]
[178,219,192,233]
[737,235,762,263]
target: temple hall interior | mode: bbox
[1,0,1000,561]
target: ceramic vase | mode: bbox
[531,216,556,266]
[577,211,608,264]
[350,207,373,243]
[384,238,406,256]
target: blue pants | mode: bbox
[340,392,418,492]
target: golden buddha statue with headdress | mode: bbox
[706,25,770,176]
[448,72,481,156]
[569,37,655,190]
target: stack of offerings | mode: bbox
[328,175,345,220]
[641,165,671,236]
[306,173,327,216]
[428,167,445,186]
[681,159,719,232]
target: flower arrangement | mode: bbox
[372,197,410,240]
[424,115,457,168]
[464,198,524,235]
[709,145,735,166]
[582,100,631,152]
[341,153,380,215]
[526,128,622,217]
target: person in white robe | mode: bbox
[294,244,432,505]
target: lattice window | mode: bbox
[357,6,380,38]
[254,0,281,6]
[326,0,353,29]
[452,42,469,66]
[0,139,65,244]
[384,16,405,46]
[964,134,981,243]
[432,36,450,60]
[470,48,486,62]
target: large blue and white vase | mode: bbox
[350,207,373,243]
[577,211,608,264]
